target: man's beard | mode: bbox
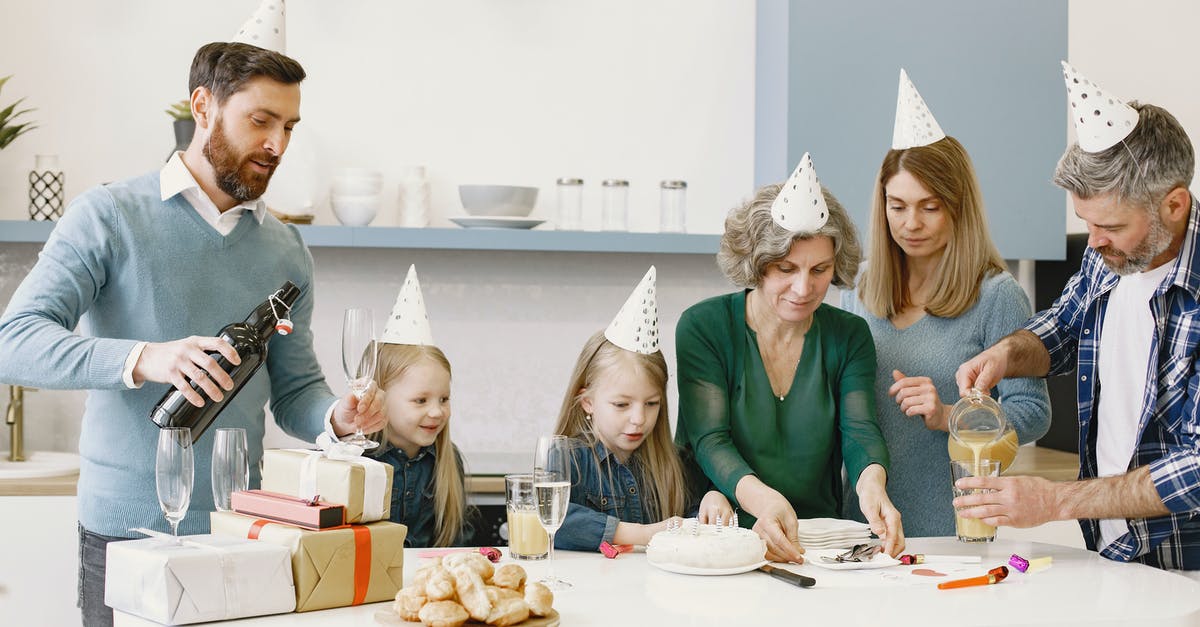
[202,116,278,202]
[1096,210,1173,275]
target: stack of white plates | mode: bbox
[796,518,872,550]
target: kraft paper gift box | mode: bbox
[260,448,393,523]
[210,510,406,612]
[104,534,295,625]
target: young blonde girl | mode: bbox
[368,343,469,548]
[552,330,731,550]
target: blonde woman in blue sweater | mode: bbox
[841,71,1050,536]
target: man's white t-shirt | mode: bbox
[1096,260,1173,549]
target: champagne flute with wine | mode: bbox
[533,434,572,589]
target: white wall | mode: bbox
[0,1,754,461]
[1066,0,1200,235]
[0,0,755,233]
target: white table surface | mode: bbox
[114,537,1200,627]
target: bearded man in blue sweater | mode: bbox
[0,42,387,625]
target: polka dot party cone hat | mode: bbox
[1061,61,1139,153]
[381,265,435,346]
[605,266,659,355]
[770,152,829,232]
[893,68,947,150]
[233,0,287,54]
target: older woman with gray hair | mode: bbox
[956,63,1200,575]
[675,170,904,564]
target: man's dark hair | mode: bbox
[188,42,306,103]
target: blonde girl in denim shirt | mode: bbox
[552,268,732,551]
[366,266,468,547]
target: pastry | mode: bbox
[484,597,530,627]
[523,582,554,617]
[418,600,469,627]
[485,585,522,605]
[444,551,495,581]
[425,565,456,602]
[394,586,427,622]
[490,563,527,591]
[452,566,492,621]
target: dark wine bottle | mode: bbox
[149,281,300,441]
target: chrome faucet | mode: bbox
[6,385,25,462]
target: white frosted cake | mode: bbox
[646,519,767,570]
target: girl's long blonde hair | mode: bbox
[859,136,1006,319]
[552,331,686,520]
[370,343,467,547]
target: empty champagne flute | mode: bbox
[340,307,379,449]
[155,427,194,542]
[211,427,248,511]
[534,434,572,589]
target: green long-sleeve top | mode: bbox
[674,291,890,525]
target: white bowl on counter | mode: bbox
[331,193,380,226]
[458,184,538,217]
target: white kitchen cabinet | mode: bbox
[0,496,80,626]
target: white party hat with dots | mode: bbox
[893,68,947,150]
[770,152,829,232]
[605,267,659,355]
[381,265,435,346]
[232,0,287,54]
[1061,61,1139,153]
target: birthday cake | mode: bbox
[646,519,767,570]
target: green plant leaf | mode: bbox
[0,75,10,95]
[0,122,36,150]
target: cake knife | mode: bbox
[759,564,816,588]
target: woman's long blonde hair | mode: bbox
[370,343,467,547]
[552,331,686,520]
[859,136,1006,319]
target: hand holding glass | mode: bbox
[156,427,194,542]
[533,435,572,589]
[340,307,378,449]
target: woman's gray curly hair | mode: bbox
[717,183,861,289]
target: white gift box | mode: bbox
[105,534,296,625]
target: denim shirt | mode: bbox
[554,437,647,551]
[371,441,470,548]
[554,436,709,551]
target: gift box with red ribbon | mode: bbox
[209,510,406,612]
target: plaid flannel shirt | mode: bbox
[1025,197,1200,569]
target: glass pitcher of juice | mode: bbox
[947,388,1015,472]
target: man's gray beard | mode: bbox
[1104,212,1173,275]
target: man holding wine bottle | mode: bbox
[0,41,386,626]
[955,66,1200,577]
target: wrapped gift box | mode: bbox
[210,510,406,612]
[104,534,295,625]
[260,448,393,523]
[231,489,346,530]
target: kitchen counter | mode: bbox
[114,537,1200,626]
[0,471,78,496]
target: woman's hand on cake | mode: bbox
[751,494,804,563]
[697,490,734,524]
[889,370,950,432]
[856,464,905,556]
[736,476,804,563]
[331,381,388,437]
